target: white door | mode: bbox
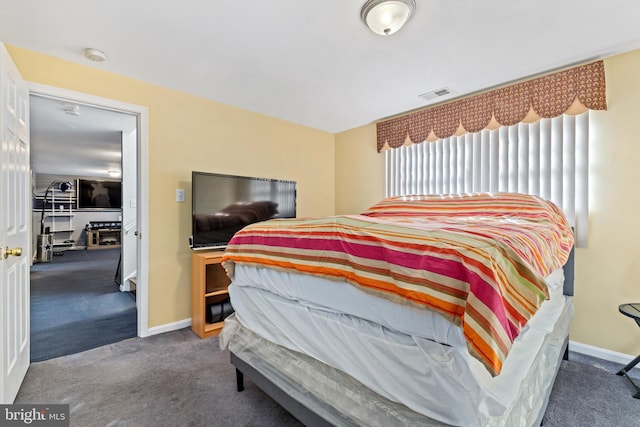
[0,43,30,404]
[120,129,137,291]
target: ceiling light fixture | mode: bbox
[361,0,416,36]
[84,48,107,62]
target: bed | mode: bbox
[218,193,575,427]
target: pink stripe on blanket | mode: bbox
[229,234,517,338]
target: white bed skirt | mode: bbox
[221,266,573,426]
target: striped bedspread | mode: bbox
[222,193,574,376]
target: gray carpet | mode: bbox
[14,328,640,427]
[30,248,137,362]
[16,328,301,427]
[544,357,640,427]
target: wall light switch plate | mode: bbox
[176,189,185,203]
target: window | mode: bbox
[385,113,589,247]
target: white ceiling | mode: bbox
[29,95,135,177]
[2,0,640,156]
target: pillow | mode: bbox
[361,192,566,224]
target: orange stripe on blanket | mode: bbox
[228,253,465,318]
[462,315,505,376]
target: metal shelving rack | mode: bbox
[45,188,76,250]
[34,179,78,253]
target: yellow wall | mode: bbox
[7,45,335,328]
[573,49,640,356]
[335,123,384,214]
[335,48,640,357]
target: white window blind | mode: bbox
[385,112,589,247]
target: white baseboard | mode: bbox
[145,318,192,336]
[570,340,639,368]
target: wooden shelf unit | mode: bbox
[87,227,122,249]
[191,250,231,338]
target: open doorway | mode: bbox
[28,89,143,361]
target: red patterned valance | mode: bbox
[377,61,607,152]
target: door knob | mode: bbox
[3,247,22,259]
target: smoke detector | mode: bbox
[84,48,107,62]
[63,104,80,116]
[418,87,454,102]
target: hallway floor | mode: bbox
[30,247,137,362]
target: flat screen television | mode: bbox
[191,171,297,249]
[77,179,122,209]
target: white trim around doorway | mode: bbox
[27,82,150,337]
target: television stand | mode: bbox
[86,221,122,250]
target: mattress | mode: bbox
[224,317,453,427]
[223,264,572,426]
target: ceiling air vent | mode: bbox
[418,87,453,102]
